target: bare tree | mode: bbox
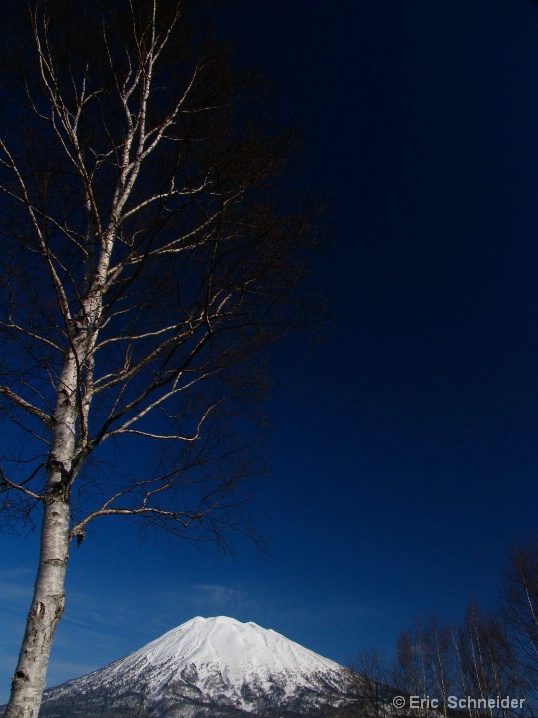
[319,650,394,718]
[391,616,454,718]
[500,542,538,713]
[393,625,434,715]
[348,649,392,718]
[0,1,318,715]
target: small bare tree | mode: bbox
[348,649,392,718]
[393,626,434,714]
[500,542,538,713]
[392,616,454,718]
[0,1,318,715]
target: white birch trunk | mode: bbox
[4,500,70,718]
[4,354,78,718]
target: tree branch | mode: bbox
[0,386,54,429]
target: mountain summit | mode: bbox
[38,616,353,718]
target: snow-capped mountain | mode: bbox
[38,616,355,718]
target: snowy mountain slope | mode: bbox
[37,616,355,718]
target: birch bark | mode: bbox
[5,354,79,718]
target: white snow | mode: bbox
[43,616,349,713]
[126,616,340,675]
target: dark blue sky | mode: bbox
[2,0,538,704]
